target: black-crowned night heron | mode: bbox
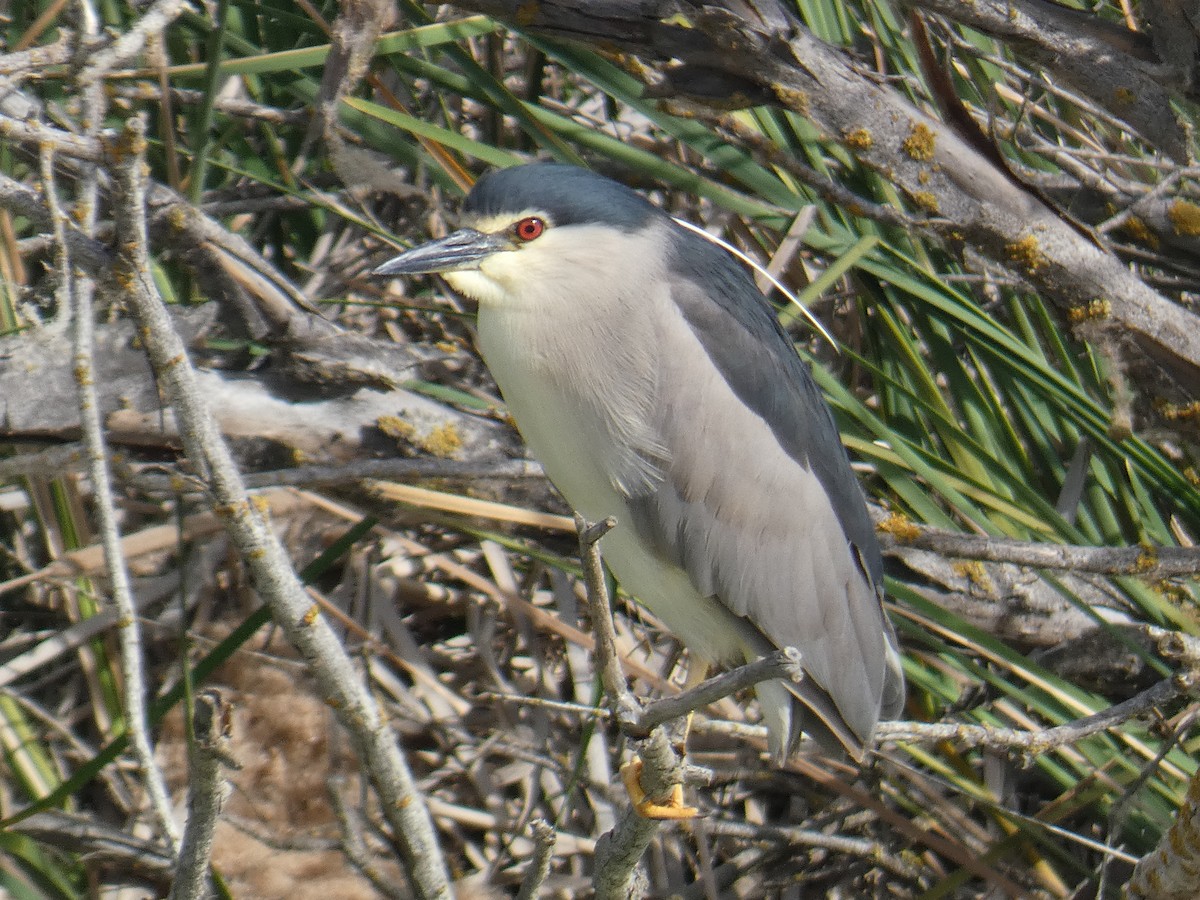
[376,163,904,764]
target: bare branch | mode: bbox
[909,0,1189,159]
[515,819,557,900]
[107,115,453,900]
[636,650,804,734]
[455,0,1200,402]
[877,512,1200,578]
[43,140,180,852]
[167,689,237,900]
[577,515,642,731]
[876,670,1198,754]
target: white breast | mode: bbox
[464,225,742,660]
[457,222,674,515]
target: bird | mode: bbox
[375,163,904,765]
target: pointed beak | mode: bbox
[373,228,511,277]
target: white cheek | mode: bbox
[444,250,532,307]
[444,269,507,306]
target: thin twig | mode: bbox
[167,689,237,900]
[875,670,1198,753]
[134,458,547,492]
[328,779,409,900]
[636,649,803,733]
[876,511,1200,578]
[78,0,195,82]
[702,817,920,880]
[515,819,556,900]
[41,140,180,852]
[576,515,655,900]
[13,810,175,880]
[107,115,453,900]
[576,515,640,730]
[63,2,191,852]
[696,109,936,229]
[575,515,717,899]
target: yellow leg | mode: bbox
[620,656,709,820]
[620,757,699,820]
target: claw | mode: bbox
[620,758,699,820]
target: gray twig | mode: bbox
[515,819,557,900]
[702,817,920,880]
[79,0,195,81]
[328,780,409,900]
[876,510,1200,578]
[576,515,716,900]
[576,515,642,731]
[107,115,453,900]
[576,515,656,899]
[42,135,179,851]
[136,458,546,493]
[167,689,238,900]
[875,670,1199,753]
[636,649,804,734]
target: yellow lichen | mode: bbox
[1112,86,1136,107]
[844,128,873,150]
[1130,544,1158,574]
[378,414,462,458]
[1066,299,1110,323]
[902,122,936,161]
[376,414,416,442]
[773,84,809,115]
[1154,580,1190,607]
[952,560,994,593]
[420,423,463,459]
[1156,399,1200,422]
[911,191,940,214]
[1121,215,1160,250]
[1168,199,1200,236]
[1005,234,1047,274]
[167,204,189,234]
[877,512,920,542]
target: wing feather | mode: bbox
[625,228,903,748]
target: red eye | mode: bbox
[514,216,545,242]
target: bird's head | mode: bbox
[374,163,665,308]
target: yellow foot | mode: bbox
[620,758,699,820]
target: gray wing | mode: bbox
[626,227,902,749]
